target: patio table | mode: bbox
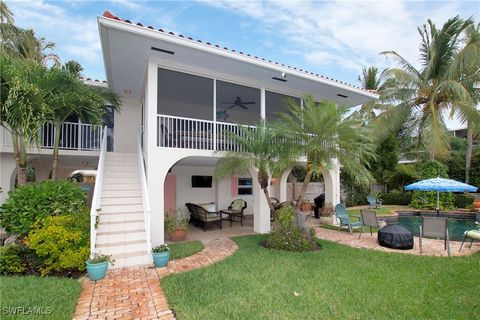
[220,209,243,227]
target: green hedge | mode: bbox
[380,192,412,206]
[453,193,475,209]
[0,180,87,236]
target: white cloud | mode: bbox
[109,0,142,11]
[199,0,473,76]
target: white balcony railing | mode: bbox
[157,114,257,152]
[41,122,104,151]
[137,131,152,253]
[90,126,108,258]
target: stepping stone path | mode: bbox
[73,238,238,320]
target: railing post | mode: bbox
[78,121,82,151]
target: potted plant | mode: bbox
[152,244,170,267]
[300,201,313,212]
[165,209,189,242]
[473,194,480,211]
[86,253,114,281]
[319,203,335,224]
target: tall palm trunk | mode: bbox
[465,124,473,183]
[51,122,61,180]
[296,171,313,209]
[12,133,28,185]
[257,170,274,212]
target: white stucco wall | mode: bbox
[172,165,217,210]
[114,98,142,153]
[0,153,16,204]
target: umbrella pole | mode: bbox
[436,191,440,217]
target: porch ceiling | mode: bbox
[98,16,378,106]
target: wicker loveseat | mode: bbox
[185,202,222,231]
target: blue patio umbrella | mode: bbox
[404,177,478,215]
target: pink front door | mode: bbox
[164,174,176,213]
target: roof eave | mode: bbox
[97,16,379,101]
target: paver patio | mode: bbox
[73,238,238,320]
[314,226,480,256]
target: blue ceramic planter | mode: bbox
[86,261,109,281]
[152,250,170,267]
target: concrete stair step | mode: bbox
[109,252,152,269]
[99,211,143,223]
[96,241,149,256]
[102,183,140,191]
[104,171,139,178]
[106,152,136,157]
[102,190,141,198]
[96,229,146,243]
[105,161,138,168]
[97,221,145,233]
[103,177,140,185]
[101,196,142,206]
[101,203,143,213]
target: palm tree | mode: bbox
[214,121,295,213]
[0,57,51,185]
[377,16,480,159]
[3,28,60,65]
[277,95,375,208]
[46,61,120,180]
[0,0,14,24]
[457,22,480,183]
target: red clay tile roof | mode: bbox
[79,76,108,86]
[101,11,371,93]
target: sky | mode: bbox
[5,0,479,128]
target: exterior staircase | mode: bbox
[95,152,152,268]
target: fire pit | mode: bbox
[378,224,414,250]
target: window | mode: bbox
[157,68,214,120]
[216,80,260,125]
[238,178,253,195]
[265,91,301,121]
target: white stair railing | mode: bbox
[137,132,152,253]
[89,126,108,258]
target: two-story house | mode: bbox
[0,11,378,268]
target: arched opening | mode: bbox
[160,155,256,242]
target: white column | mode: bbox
[260,88,266,120]
[145,60,165,245]
[279,167,292,202]
[249,166,270,233]
[323,160,341,224]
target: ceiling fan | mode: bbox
[217,97,255,121]
[221,96,255,110]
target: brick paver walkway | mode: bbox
[73,238,238,320]
[315,226,480,256]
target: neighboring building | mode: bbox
[0,11,378,267]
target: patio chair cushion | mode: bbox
[198,202,217,212]
[465,230,480,241]
[230,199,246,212]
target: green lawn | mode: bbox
[169,240,204,260]
[0,276,82,320]
[161,235,479,320]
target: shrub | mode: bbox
[410,161,454,210]
[471,151,480,188]
[381,192,412,206]
[0,244,25,275]
[25,211,90,276]
[454,193,475,209]
[0,180,87,236]
[164,209,189,232]
[262,205,317,252]
[387,164,417,191]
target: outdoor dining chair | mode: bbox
[359,209,382,238]
[419,216,450,256]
